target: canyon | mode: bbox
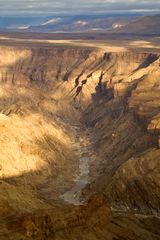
[0,43,160,239]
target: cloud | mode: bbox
[42,17,62,25]
[0,0,160,14]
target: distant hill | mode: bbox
[1,14,159,34]
[27,16,133,33]
[0,16,48,29]
[29,16,133,32]
[0,15,134,33]
[115,15,160,34]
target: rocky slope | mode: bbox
[115,15,160,34]
[0,45,160,239]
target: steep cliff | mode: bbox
[0,45,160,239]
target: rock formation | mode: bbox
[0,45,159,239]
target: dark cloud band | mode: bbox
[0,0,160,13]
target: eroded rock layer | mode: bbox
[0,45,160,239]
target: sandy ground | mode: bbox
[0,33,160,53]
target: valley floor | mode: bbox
[0,32,160,53]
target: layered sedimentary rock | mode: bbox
[0,45,159,239]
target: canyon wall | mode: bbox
[0,45,160,239]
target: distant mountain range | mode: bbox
[114,15,160,34]
[27,15,134,33]
[0,14,160,34]
[0,14,134,32]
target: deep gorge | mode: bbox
[0,46,160,240]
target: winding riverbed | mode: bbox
[60,128,91,205]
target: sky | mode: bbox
[0,0,160,15]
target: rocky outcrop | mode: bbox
[1,193,160,240]
[106,148,160,213]
[0,194,112,240]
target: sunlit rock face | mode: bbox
[0,46,160,239]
